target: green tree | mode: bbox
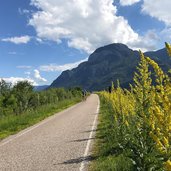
[13,81,33,114]
[0,80,15,115]
[0,79,11,97]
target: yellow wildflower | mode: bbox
[165,160,171,171]
[165,42,171,56]
[163,137,169,148]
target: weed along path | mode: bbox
[0,94,99,171]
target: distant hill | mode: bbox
[50,43,171,91]
[34,85,49,91]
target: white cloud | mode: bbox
[161,28,171,41]
[18,8,30,15]
[2,36,31,44]
[29,0,154,52]
[0,77,38,86]
[39,58,88,72]
[129,30,159,52]
[142,0,171,26]
[141,0,171,47]
[36,37,43,43]
[0,70,47,87]
[17,65,32,69]
[120,0,141,6]
[34,69,47,82]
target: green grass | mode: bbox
[90,95,134,171]
[0,97,81,140]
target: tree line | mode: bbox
[0,80,82,117]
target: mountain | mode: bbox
[34,85,49,91]
[50,43,171,91]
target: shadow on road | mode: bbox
[80,128,104,133]
[59,155,96,165]
[70,137,96,142]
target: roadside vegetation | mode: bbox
[0,82,82,140]
[91,43,171,171]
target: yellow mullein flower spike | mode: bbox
[165,160,171,171]
[165,42,171,56]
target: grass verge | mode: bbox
[0,97,81,140]
[89,95,134,171]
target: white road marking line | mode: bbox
[79,96,100,171]
[0,103,81,147]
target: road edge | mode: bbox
[79,94,100,171]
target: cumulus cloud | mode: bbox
[34,69,47,82]
[29,0,155,52]
[2,36,31,44]
[130,30,160,51]
[0,77,37,86]
[39,58,88,72]
[141,0,171,47]
[120,0,141,6]
[142,0,171,26]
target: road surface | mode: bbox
[0,94,99,171]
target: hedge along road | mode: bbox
[0,94,100,171]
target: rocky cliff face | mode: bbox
[50,43,170,91]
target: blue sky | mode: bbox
[0,0,171,85]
